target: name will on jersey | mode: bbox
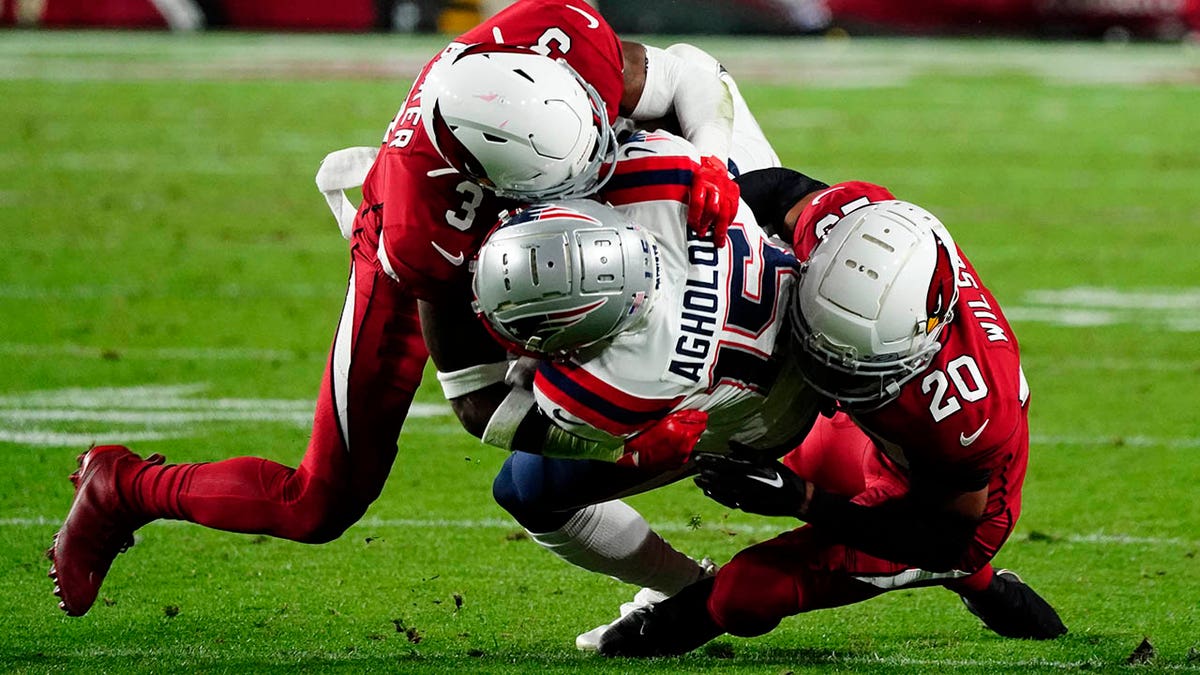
[956,260,1010,343]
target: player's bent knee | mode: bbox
[292,510,365,544]
[492,455,575,532]
[277,481,371,544]
[708,550,795,637]
[492,456,540,513]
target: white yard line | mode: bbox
[4,340,1199,371]
[1032,434,1200,449]
[1020,356,1200,372]
[0,409,316,425]
[3,515,1195,549]
[1008,287,1200,331]
[0,284,334,299]
[0,430,176,445]
[0,385,453,446]
[1024,287,1200,310]
[1,384,1195,450]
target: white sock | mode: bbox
[529,500,704,595]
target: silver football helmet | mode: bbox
[473,199,658,357]
[420,43,618,202]
[789,200,960,406]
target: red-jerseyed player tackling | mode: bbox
[597,175,1067,657]
[48,0,749,617]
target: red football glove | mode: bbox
[617,409,708,471]
[687,155,739,248]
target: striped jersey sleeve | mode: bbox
[534,360,685,438]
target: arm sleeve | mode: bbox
[803,488,978,572]
[735,168,829,238]
[631,45,733,162]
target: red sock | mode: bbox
[946,563,995,594]
[123,457,336,542]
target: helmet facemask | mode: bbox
[473,200,658,359]
[789,302,944,406]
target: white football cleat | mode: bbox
[576,587,667,651]
[575,558,720,651]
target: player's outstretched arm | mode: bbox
[734,167,830,241]
[618,42,731,162]
[419,299,511,438]
[420,297,658,463]
[620,41,738,245]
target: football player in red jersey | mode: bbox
[48,0,752,617]
[596,172,1068,657]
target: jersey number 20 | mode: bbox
[921,355,988,422]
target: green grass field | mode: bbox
[1,31,1198,673]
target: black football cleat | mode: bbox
[598,577,724,657]
[960,569,1067,640]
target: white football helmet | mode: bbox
[473,200,658,357]
[421,44,618,201]
[789,200,960,405]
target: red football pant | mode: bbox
[709,412,1026,636]
[122,216,428,543]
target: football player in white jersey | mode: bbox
[468,130,820,649]
[398,41,796,648]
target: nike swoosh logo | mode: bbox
[746,471,784,489]
[810,185,845,206]
[960,419,990,446]
[622,146,656,158]
[566,4,600,28]
[432,241,465,266]
[551,408,585,426]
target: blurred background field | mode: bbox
[1,6,1199,673]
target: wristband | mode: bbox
[436,361,508,399]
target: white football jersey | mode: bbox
[532,131,818,455]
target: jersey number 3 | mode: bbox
[445,180,484,231]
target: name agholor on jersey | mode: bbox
[533,131,817,454]
[792,182,1029,479]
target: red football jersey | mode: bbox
[792,182,1030,496]
[361,0,625,300]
